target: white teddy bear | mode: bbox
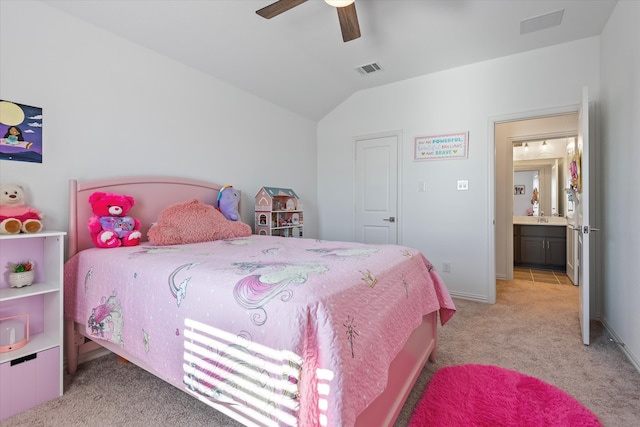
[0,184,43,234]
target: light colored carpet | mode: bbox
[3,278,640,426]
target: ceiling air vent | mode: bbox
[520,9,564,35]
[355,62,382,76]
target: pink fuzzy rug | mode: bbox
[408,364,603,427]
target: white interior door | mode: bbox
[566,224,578,285]
[577,87,592,346]
[354,134,399,244]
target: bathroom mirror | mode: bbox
[513,138,572,217]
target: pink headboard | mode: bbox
[68,176,231,256]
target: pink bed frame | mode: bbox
[64,175,438,427]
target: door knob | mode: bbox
[383,217,396,223]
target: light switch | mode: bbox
[418,181,426,192]
[457,180,469,190]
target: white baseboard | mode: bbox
[63,347,112,373]
[448,290,489,303]
[78,347,112,364]
[601,318,640,374]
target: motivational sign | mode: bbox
[414,132,468,161]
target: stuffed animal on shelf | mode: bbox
[0,183,43,234]
[88,191,142,248]
[216,185,241,221]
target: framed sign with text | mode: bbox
[414,132,468,161]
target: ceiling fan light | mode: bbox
[324,0,355,7]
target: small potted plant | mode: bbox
[8,260,35,288]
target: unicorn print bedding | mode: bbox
[64,235,455,426]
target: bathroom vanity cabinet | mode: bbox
[514,224,566,270]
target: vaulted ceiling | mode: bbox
[44,0,617,121]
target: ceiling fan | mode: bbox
[256,0,361,42]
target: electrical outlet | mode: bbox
[457,180,469,191]
[443,262,451,273]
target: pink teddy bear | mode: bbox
[88,191,142,248]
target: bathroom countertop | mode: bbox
[513,216,568,226]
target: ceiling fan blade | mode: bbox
[256,0,308,19]
[336,2,361,42]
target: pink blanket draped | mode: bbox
[64,236,455,426]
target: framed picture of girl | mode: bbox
[0,100,43,163]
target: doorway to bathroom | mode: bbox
[494,111,579,283]
[492,89,596,346]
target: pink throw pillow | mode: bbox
[148,199,251,246]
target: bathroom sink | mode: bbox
[513,216,567,226]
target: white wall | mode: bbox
[318,38,599,302]
[0,1,319,242]
[599,0,640,369]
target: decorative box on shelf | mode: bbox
[255,187,303,238]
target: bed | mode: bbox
[64,175,456,427]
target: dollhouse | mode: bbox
[255,187,303,237]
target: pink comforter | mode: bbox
[64,236,455,426]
